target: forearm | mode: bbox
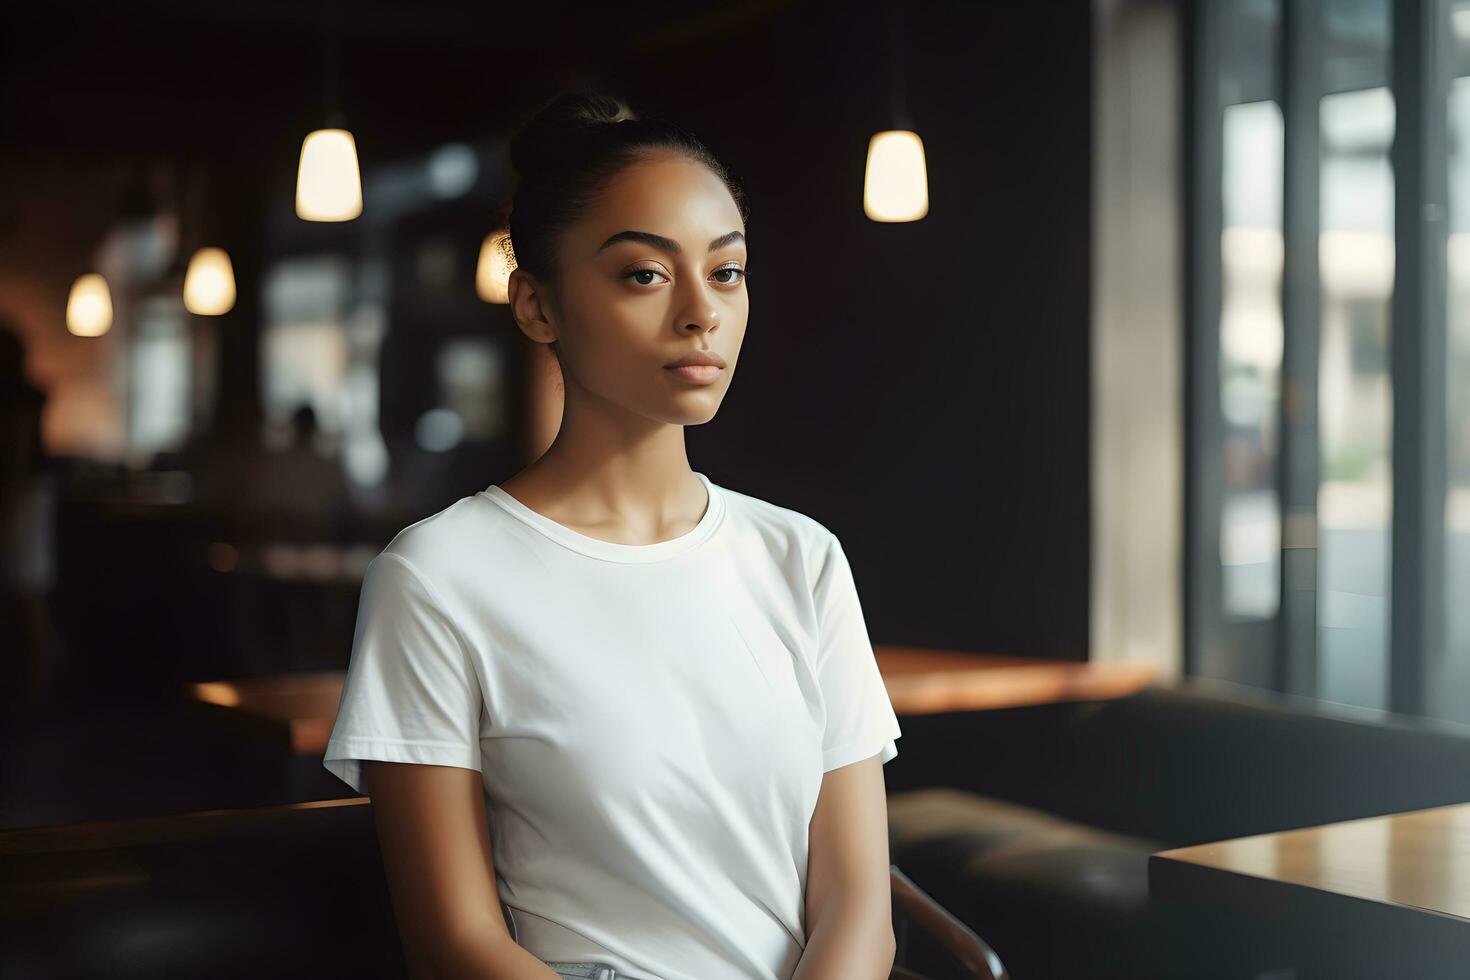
[792,896,896,980]
[407,925,563,980]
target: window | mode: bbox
[128,296,194,464]
[1187,0,1460,721]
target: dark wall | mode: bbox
[616,0,1094,661]
[1,0,1093,663]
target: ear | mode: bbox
[507,268,558,347]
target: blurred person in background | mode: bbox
[0,317,57,715]
[251,404,352,543]
[194,402,352,545]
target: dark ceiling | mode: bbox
[0,0,792,166]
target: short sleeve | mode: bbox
[812,533,902,772]
[322,552,486,795]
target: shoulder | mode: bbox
[713,478,842,567]
[375,491,505,590]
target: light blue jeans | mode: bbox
[543,962,622,980]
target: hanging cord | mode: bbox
[887,0,915,131]
[322,0,345,129]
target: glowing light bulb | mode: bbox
[296,128,363,221]
[183,246,237,315]
[863,130,929,222]
[476,230,514,304]
[66,273,113,336]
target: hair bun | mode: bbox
[508,91,639,180]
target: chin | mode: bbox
[656,397,724,426]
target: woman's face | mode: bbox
[522,152,749,426]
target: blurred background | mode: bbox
[3,0,1470,976]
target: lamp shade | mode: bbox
[66,273,113,336]
[296,128,363,221]
[476,230,514,304]
[863,130,929,222]
[183,246,237,315]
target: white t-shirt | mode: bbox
[322,471,902,980]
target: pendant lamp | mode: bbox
[863,1,928,222]
[66,273,113,336]
[297,2,361,222]
[476,229,514,304]
[183,246,237,315]
[296,128,362,221]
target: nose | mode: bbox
[679,313,717,335]
[675,278,719,335]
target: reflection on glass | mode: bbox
[261,256,351,453]
[1220,100,1285,624]
[1197,0,1284,689]
[436,338,508,443]
[1317,0,1394,711]
[129,298,192,463]
[1441,6,1470,723]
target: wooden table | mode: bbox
[1149,803,1470,979]
[188,648,1157,755]
[873,645,1156,716]
[188,671,346,755]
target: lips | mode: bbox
[663,362,724,385]
[664,350,726,369]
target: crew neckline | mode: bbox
[478,471,725,564]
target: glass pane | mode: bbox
[1441,4,1470,723]
[1317,0,1393,711]
[1199,0,1284,689]
[261,255,352,451]
[435,337,508,443]
[128,297,193,464]
[1220,99,1285,625]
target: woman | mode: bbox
[323,91,902,980]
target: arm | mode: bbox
[792,752,897,980]
[364,760,562,980]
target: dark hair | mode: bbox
[501,91,749,331]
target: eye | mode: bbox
[620,264,748,288]
[622,266,669,287]
[712,264,747,286]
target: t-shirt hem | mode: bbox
[821,730,901,773]
[322,736,483,795]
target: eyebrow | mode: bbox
[595,230,746,256]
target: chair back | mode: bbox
[890,864,1009,980]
